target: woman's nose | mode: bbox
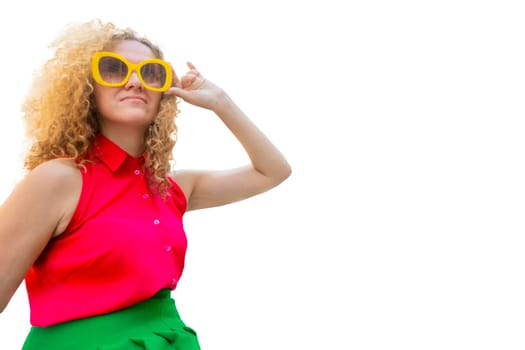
[124,71,144,90]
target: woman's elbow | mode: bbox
[273,163,292,187]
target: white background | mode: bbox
[1,0,524,349]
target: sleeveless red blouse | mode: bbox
[25,134,188,327]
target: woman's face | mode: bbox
[93,40,163,133]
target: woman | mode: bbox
[0,19,291,349]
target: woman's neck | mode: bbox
[99,127,146,157]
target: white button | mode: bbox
[165,245,172,252]
[153,219,160,225]
[142,194,149,199]
[134,169,141,175]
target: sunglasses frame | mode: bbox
[91,51,173,92]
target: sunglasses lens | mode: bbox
[140,63,168,89]
[98,56,128,84]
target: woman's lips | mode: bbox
[121,95,146,103]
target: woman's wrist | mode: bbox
[212,91,236,116]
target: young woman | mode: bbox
[0,19,291,349]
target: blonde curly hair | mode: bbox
[22,19,178,196]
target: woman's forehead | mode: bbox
[109,40,156,62]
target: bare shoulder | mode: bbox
[170,169,198,202]
[30,157,80,182]
[0,157,81,222]
[21,158,82,205]
[22,158,82,236]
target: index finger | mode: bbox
[186,61,198,72]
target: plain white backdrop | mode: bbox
[1,0,524,349]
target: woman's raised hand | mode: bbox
[166,62,227,112]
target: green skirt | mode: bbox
[22,289,201,350]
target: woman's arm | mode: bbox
[0,159,81,311]
[167,63,291,211]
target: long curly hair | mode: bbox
[22,19,178,196]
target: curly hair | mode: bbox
[22,19,179,197]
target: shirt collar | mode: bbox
[92,134,143,173]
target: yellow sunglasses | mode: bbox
[91,51,173,92]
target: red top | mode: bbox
[25,134,188,327]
